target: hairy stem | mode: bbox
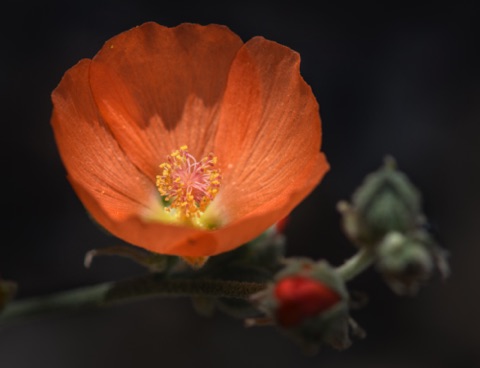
[0,275,266,323]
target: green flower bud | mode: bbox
[375,230,449,295]
[338,156,425,248]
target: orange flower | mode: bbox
[51,22,329,263]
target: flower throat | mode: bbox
[156,145,221,220]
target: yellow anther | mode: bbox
[156,146,221,220]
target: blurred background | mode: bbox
[1,1,479,367]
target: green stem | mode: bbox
[0,283,112,322]
[335,247,376,282]
[0,275,266,323]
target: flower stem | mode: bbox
[0,275,266,323]
[335,247,376,282]
[0,283,112,322]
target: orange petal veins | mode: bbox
[88,22,244,180]
[211,36,329,226]
[51,59,155,221]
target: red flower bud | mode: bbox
[274,276,341,327]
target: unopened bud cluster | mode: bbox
[338,156,449,295]
[249,157,450,353]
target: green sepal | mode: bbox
[287,302,352,354]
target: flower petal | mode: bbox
[88,22,244,180]
[71,181,219,256]
[51,59,155,221]
[213,36,329,224]
[205,154,327,256]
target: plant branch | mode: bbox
[0,274,266,323]
[335,247,376,282]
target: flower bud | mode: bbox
[338,156,425,248]
[250,259,361,352]
[375,230,449,295]
[274,275,341,327]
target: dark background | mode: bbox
[1,1,479,367]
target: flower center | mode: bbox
[156,145,221,220]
